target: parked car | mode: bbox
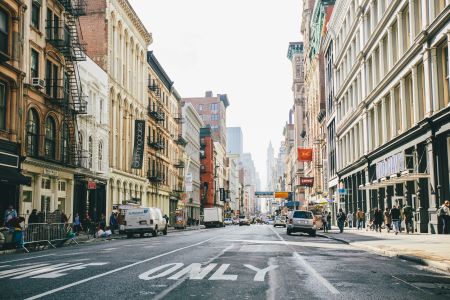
[224,218,233,225]
[274,216,287,227]
[232,218,240,225]
[266,219,274,225]
[286,210,316,237]
[119,207,167,238]
[239,215,250,226]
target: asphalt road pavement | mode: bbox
[1,225,450,299]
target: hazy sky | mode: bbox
[129,0,301,188]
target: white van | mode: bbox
[119,207,167,238]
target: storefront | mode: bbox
[73,175,107,224]
[0,141,30,223]
[21,159,74,222]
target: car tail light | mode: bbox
[150,219,154,225]
[289,219,293,224]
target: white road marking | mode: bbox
[0,254,55,264]
[32,263,108,279]
[0,264,49,278]
[168,263,217,280]
[25,237,215,300]
[244,264,278,282]
[143,246,155,249]
[139,263,185,280]
[269,226,340,295]
[208,264,237,281]
[102,248,118,252]
[57,252,89,257]
[152,244,233,300]
[392,275,431,294]
[11,263,77,279]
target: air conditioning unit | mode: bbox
[31,78,45,89]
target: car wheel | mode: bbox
[309,231,316,237]
[126,233,133,239]
[287,229,292,235]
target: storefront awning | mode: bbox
[0,166,31,186]
[358,171,430,190]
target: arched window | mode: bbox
[61,123,69,163]
[44,117,56,159]
[88,136,93,169]
[26,109,39,157]
[98,141,103,171]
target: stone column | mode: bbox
[420,0,429,29]
[411,66,420,125]
[381,98,388,143]
[409,0,416,43]
[430,48,440,112]
[387,26,393,69]
[67,179,74,223]
[373,103,380,148]
[379,40,385,77]
[363,110,369,154]
[427,138,439,233]
[397,13,404,57]
[422,49,433,117]
[400,78,407,133]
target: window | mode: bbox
[0,82,6,130]
[58,181,66,191]
[45,117,56,159]
[31,1,40,30]
[45,60,58,97]
[198,104,203,111]
[61,123,69,163]
[88,136,93,169]
[98,141,103,171]
[46,8,52,39]
[26,109,39,156]
[211,114,219,121]
[211,103,218,111]
[41,178,51,189]
[31,49,39,78]
[0,9,8,54]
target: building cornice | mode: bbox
[117,0,152,45]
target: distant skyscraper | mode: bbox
[227,127,243,155]
[266,142,275,191]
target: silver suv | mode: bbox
[286,210,316,237]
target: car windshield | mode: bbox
[293,211,313,219]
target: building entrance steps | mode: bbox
[317,228,450,274]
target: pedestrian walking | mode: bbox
[356,209,364,229]
[99,213,107,230]
[109,212,117,233]
[326,212,331,230]
[337,208,346,233]
[374,208,383,232]
[437,200,450,234]
[347,212,354,228]
[384,208,392,233]
[83,212,92,235]
[163,214,169,226]
[390,205,401,235]
[403,204,414,234]
[321,211,328,233]
[73,213,82,234]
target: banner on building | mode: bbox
[87,180,96,190]
[220,188,225,202]
[275,192,290,199]
[298,148,313,161]
[299,177,314,187]
[185,173,193,192]
[131,120,145,169]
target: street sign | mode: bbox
[274,192,289,198]
[254,191,274,198]
[299,177,314,187]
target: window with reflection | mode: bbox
[26,109,39,157]
[44,117,56,159]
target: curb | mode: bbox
[318,233,450,274]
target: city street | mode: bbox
[1,225,450,300]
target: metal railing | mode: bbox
[21,223,78,252]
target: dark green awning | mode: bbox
[0,166,31,186]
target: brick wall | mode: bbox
[79,0,108,71]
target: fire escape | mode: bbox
[45,0,88,167]
[147,80,165,184]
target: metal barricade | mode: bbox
[22,223,78,252]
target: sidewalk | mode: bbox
[317,227,450,274]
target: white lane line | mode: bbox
[392,275,431,294]
[269,226,340,295]
[24,237,216,300]
[0,254,55,264]
[152,244,234,300]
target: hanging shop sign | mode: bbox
[131,120,146,169]
[254,191,275,198]
[185,173,193,192]
[87,180,97,190]
[375,152,405,180]
[297,148,313,161]
[299,177,314,187]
